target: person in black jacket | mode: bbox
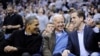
[0,29,5,55]
[0,15,42,56]
[3,6,23,39]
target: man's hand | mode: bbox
[3,26,6,29]
[85,17,95,27]
[98,42,100,48]
[6,25,13,29]
[4,45,18,53]
[62,50,70,56]
[2,26,6,31]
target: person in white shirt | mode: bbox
[62,10,100,56]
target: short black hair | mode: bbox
[72,10,85,20]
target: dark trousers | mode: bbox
[53,53,76,56]
[53,53,61,56]
[22,52,31,56]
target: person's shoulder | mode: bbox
[64,29,69,34]
[33,34,43,41]
[14,13,22,17]
[85,25,93,31]
[64,29,75,34]
[42,32,52,39]
[12,29,24,35]
[94,13,100,17]
[4,15,9,18]
[42,30,54,39]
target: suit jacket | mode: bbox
[97,30,100,42]
[67,25,99,56]
[0,31,4,44]
[43,29,68,56]
[96,29,100,49]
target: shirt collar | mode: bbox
[24,31,32,36]
[55,30,65,34]
[77,24,85,33]
[55,30,67,36]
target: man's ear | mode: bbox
[26,23,31,28]
[26,23,29,27]
[80,17,84,21]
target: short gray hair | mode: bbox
[25,15,38,25]
[52,14,65,23]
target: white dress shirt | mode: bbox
[78,25,89,56]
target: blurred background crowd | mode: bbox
[0,0,100,32]
[0,0,100,56]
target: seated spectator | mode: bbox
[36,7,49,32]
[0,15,42,56]
[2,6,23,39]
[65,22,75,32]
[43,14,69,56]
[63,10,100,56]
[42,22,54,37]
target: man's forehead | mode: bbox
[54,16,64,21]
[71,12,78,18]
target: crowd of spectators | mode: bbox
[0,0,100,56]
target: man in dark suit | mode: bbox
[63,10,100,56]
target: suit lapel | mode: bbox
[50,31,56,53]
[73,31,80,52]
[84,25,88,47]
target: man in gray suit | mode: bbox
[43,14,69,56]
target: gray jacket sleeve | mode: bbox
[43,37,52,56]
